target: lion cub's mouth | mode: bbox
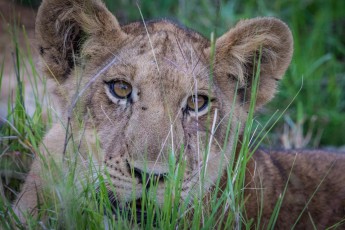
[126,160,167,187]
[111,198,144,221]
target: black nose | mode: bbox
[126,161,167,186]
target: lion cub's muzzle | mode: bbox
[126,160,168,187]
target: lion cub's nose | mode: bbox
[126,161,168,186]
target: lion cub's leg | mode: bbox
[13,123,66,221]
[13,160,43,221]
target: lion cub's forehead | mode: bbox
[102,20,212,92]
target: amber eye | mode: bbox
[109,80,132,99]
[186,95,208,112]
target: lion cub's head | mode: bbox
[36,0,292,207]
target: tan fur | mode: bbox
[243,149,345,229]
[14,0,345,228]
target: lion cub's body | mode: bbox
[244,149,345,228]
[13,0,345,228]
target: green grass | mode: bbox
[0,24,48,202]
[0,0,344,229]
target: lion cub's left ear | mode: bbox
[205,18,293,110]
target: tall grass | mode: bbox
[0,23,49,203]
[0,0,344,229]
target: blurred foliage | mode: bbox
[13,0,345,147]
[14,0,40,7]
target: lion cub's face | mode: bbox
[36,0,292,206]
[77,25,227,204]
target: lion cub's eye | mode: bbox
[109,80,132,99]
[186,95,208,112]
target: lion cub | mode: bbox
[14,0,345,228]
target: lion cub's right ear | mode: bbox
[36,0,127,83]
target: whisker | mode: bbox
[163,57,188,75]
[174,34,187,64]
[191,50,202,75]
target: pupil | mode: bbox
[112,81,132,98]
[185,95,208,112]
[193,96,202,105]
